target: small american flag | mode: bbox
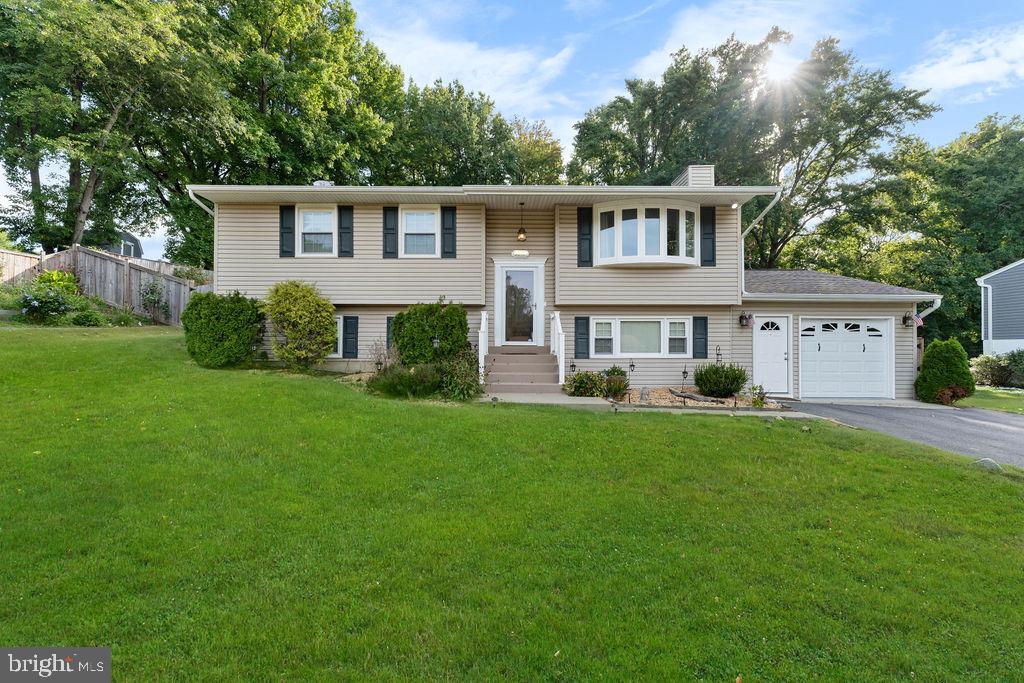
[912,313,924,327]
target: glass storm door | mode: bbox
[504,269,535,343]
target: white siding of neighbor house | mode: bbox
[215,203,485,305]
[485,209,556,343]
[559,306,733,388]
[729,302,918,399]
[260,305,483,372]
[553,205,742,306]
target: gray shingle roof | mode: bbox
[745,269,938,298]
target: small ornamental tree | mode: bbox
[181,291,263,368]
[391,298,469,365]
[262,281,337,370]
[915,339,975,404]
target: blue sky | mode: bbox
[7,0,1024,258]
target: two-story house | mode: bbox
[188,165,942,400]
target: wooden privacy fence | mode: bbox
[0,248,42,284]
[36,245,204,327]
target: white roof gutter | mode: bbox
[188,187,215,217]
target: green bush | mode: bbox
[68,309,108,327]
[440,348,484,401]
[564,370,606,397]
[605,364,627,377]
[109,308,140,327]
[694,363,748,398]
[262,281,337,370]
[604,374,630,400]
[181,291,263,368]
[0,283,26,309]
[36,268,78,294]
[366,363,442,398]
[970,354,1014,386]
[19,287,71,323]
[915,339,975,404]
[1005,349,1024,387]
[392,298,469,365]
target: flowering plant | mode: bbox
[19,286,71,323]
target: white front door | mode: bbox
[799,318,893,398]
[494,259,545,346]
[753,316,791,394]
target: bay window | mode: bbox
[298,205,336,256]
[592,200,700,266]
[591,317,692,358]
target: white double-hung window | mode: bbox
[399,205,440,258]
[594,200,699,266]
[592,317,692,358]
[298,205,336,256]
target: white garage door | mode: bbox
[799,319,893,398]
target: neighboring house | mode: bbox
[187,164,942,399]
[977,257,1024,354]
[97,230,144,258]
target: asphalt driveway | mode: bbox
[794,403,1024,468]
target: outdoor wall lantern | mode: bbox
[738,311,753,327]
[569,361,576,374]
[902,311,915,327]
[715,345,722,363]
[629,359,636,373]
[516,201,528,242]
[375,360,383,372]
[681,364,689,385]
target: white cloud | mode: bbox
[902,22,1024,101]
[564,0,606,17]
[631,0,861,80]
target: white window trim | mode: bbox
[327,316,343,357]
[591,316,693,359]
[296,204,338,258]
[399,204,441,259]
[121,240,135,257]
[593,200,700,267]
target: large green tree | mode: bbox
[568,30,936,268]
[509,118,563,184]
[793,116,1024,353]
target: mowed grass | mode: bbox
[2,327,1023,680]
[960,386,1024,415]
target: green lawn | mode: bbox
[3,327,1023,679]
[960,385,1024,415]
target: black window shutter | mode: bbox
[441,206,457,258]
[693,316,708,359]
[342,316,358,359]
[338,205,353,257]
[700,206,716,267]
[577,207,593,267]
[386,316,394,348]
[382,207,398,258]
[279,205,295,257]
[574,316,590,359]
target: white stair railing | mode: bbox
[478,311,489,383]
[550,311,565,385]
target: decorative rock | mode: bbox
[972,457,1004,472]
[639,387,650,403]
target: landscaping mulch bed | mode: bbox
[616,385,785,410]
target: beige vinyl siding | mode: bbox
[485,209,555,344]
[730,302,917,399]
[216,203,485,304]
[554,205,741,305]
[559,306,733,387]
[260,305,482,372]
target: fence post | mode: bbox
[122,258,131,309]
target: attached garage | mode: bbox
[799,318,894,398]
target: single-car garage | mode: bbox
[799,318,894,398]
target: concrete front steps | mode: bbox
[485,345,562,394]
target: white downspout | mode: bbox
[976,277,992,352]
[739,191,782,295]
[188,188,215,217]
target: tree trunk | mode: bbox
[66,78,84,239]
[71,98,126,245]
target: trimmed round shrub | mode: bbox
[36,268,78,294]
[68,309,108,327]
[564,370,606,397]
[181,291,263,368]
[366,363,442,398]
[915,339,975,404]
[392,298,469,365]
[694,363,748,398]
[19,287,71,323]
[970,354,1013,387]
[262,281,337,370]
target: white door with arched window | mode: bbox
[753,315,791,395]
